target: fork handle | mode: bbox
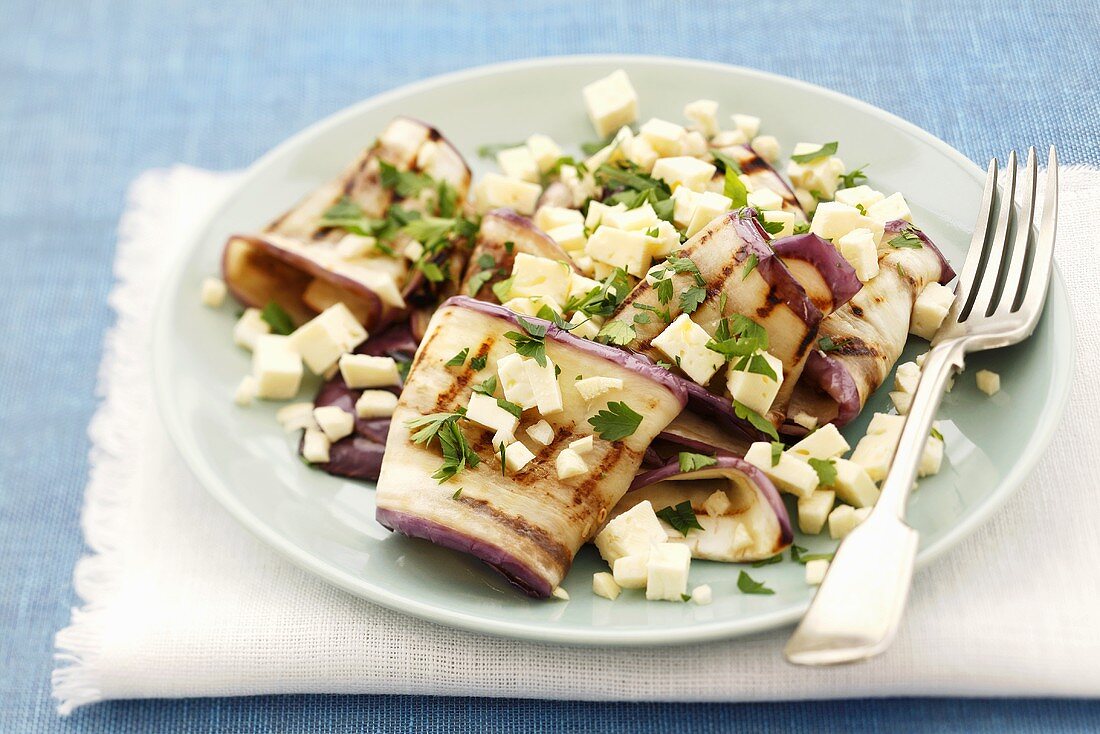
[875,340,966,521]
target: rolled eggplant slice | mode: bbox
[772,233,862,315]
[459,209,576,302]
[375,296,688,597]
[785,221,956,429]
[616,456,794,562]
[223,117,472,330]
[612,208,822,425]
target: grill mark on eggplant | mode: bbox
[430,338,494,411]
[452,495,572,572]
[851,304,865,318]
[832,336,877,358]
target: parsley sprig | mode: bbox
[406,409,481,482]
[588,401,643,441]
[790,141,838,164]
[656,500,704,536]
[678,452,718,472]
[504,316,548,366]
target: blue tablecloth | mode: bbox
[2,1,1098,731]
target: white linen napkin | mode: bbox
[53,165,1100,714]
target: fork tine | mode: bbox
[994,147,1037,316]
[963,150,1016,320]
[1019,147,1058,331]
[949,158,998,324]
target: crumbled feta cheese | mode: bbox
[612,554,649,589]
[786,143,847,199]
[730,113,761,139]
[832,458,880,508]
[551,586,570,601]
[502,296,562,318]
[849,413,944,481]
[574,375,624,402]
[640,118,687,156]
[682,130,708,157]
[234,308,271,351]
[890,390,913,415]
[828,504,865,539]
[234,375,258,406]
[797,489,835,535]
[555,447,588,479]
[976,369,1001,396]
[339,354,400,388]
[503,440,536,473]
[584,201,627,231]
[911,282,956,340]
[478,172,541,215]
[251,335,303,400]
[592,572,621,600]
[711,129,748,147]
[585,126,633,170]
[810,202,884,243]
[691,584,713,605]
[686,191,733,237]
[702,489,731,517]
[747,187,785,212]
[671,186,702,229]
[335,233,378,260]
[868,192,913,224]
[525,419,555,446]
[582,70,638,138]
[921,435,944,477]
[509,253,572,304]
[745,441,819,498]
[302,428,331,464]
[584,226,652,277]
[623,135,660,172]
[805,559,830,586]
[791,412,818,431]
[355,390,397,419]
[837,228,880,282]
[646,219,682,258]
[568,272,602,301]
[683,99,720,137]
[313,405,354,442]
[523,356,563,416]
[894,361,921,394]
[567,311,601,339]
[402,240,424,262]
[762,210,796,238]
[465,392,519,436]
[834,185,885,210]
[726,350,784,415]
[525,133,562,173]
[646,543,692,601]
[594,500,667,564]
[201,277,227,308]
[496,353,537,410]
[793,187,817,214]
[276,402,316,432]
[495,145,539,182]
[546,223,587,253]
[289,303,368,374]
[788,423,850,461]
[751,134,781,162]
[604,203,660,232]
[651,314,725,385]
[534,206,584,232]
[651,156,717,193]
[568,435,594,454]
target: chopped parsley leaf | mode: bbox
[445,348,469,367]
[733,400,779,441]
[742,253,759,280]
[737,570,775,595]
[770,441,784,467]
[808,457,838,487]
[588,401,643,441]
[790,141,838,164]
[678,452,717,472]
[260,302,295,336]
[655,500,704,536]
[469,354,488,371]
[596,319,636,346]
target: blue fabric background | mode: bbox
[1,0,1098,731]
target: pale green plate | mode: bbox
[153,55,1072,646]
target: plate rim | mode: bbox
[152,53,1074,646]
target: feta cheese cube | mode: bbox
[651,314,725,385]
[584,226,652,277]
[201,277,227,307]
[534,205,584,232]
[251,335,303,400]
[592,572,621,600]
[478,172,542,215]
[832,458,880,508]
[791,411,819,431]
[465,392,519,436]
[797,489,836,534]
[750,134,781,162]
[762,210,796,238]
[828,504,868,539]
[567,311,601,339]
[233,308,271,351]
[623,135,660,172]
[647,220,682,258]
[837,228,880,282]
[920,435,944,477]
[289,303,368,374]
[730,113,761,139]
[976,369,1001,396]
[574,375,623,402]
[495,352,537,410]
[509,253,572,304]
[276,402,316,432]
[339,354,400,388]
[794,187,817,214]
[502,441,536,473]
[726,350,784,415]
[612,554,649,589]
[639,118,687,156]
[335,233,378,260]
[805,559,830,586]
[355,389,397,419]
[585,126,634,170]
[525,133,562,172]
[525,419,555,446]
[551,586,570,601]
[711,129,748,147]
[651,156,717,193]
[834,185,885,210]
[691,584,713,605]
[786,143,847,199]
[301,428,331,463]
[890,390,913,415]
[379,117,430,161]
[868,192,913,224]
[594,500,667,564]
[747,187,784,212]
[568,435,594,454]
[584,201,627,231]
[234,375,258,406]
[523,356,563,416]
[582,69,638,138]
[683,99,719,137]
[911,282,956,339]
[558,164,596,207]
[402,240,425,262]
[313,405,354,442]
[788,423,850,461]
[555,447,588,479]
[810,202,884,243]
[671,186,702,229]
[702,490,731,517]
[745,441,819,498]
[568,272,602,301]
[604,203,659,232]
[686,191,733,237]
[848,432,896,482]
[646,543,692,601]
[546,223,587,253]
[894,361,921,394]
[502,296,562,318]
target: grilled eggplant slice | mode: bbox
[713,144,807,220]
[374,297,688,597]
[612,208,822,426]
[785,221,955,429]
[459,209,576,302]
[772,233,862,315]
[614,456,794,562]
[223,117,472,330]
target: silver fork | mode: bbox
[783,147,1059,666]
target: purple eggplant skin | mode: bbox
[771,233,863,314]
